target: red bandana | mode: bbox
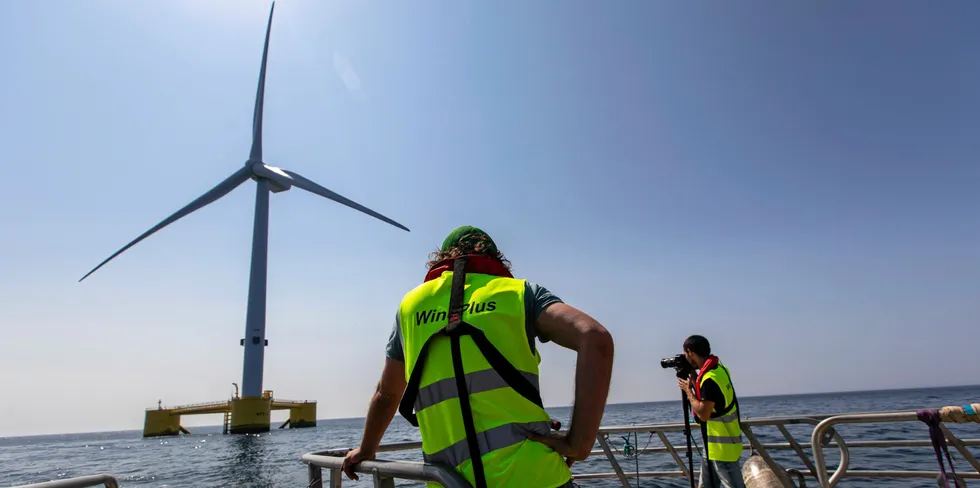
[693,355,719,400]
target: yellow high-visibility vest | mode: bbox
[699,363,743,462]
[398,260,571,488]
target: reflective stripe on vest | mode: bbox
[700,363,743,462]
[398,271,571,488]
[416,369,540,412]
[423,420,553,467]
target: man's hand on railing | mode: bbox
[340,447,376,481]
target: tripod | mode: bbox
[678,370,697,488]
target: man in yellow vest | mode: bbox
[341,226,615,487]
[678,335,746,488]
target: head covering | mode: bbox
[440,225,498,254]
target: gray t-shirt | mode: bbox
[385,281,562,362]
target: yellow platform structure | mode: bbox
[143,390,316,437]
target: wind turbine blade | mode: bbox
[282,169,410,232]
[78,167,253,282]
[249,1,275,162]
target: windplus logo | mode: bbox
[414,301,498,326]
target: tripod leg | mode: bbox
[683,392,696,488]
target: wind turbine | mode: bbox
[79,2,409,402]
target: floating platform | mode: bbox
[143,390,316,437]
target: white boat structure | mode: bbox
[16,402,978,488]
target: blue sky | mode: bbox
[1,0,977,437]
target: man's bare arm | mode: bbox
[536,302,614,460]
[358,357,408,455]
[686,386,715,422]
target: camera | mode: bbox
[661,353,693,378]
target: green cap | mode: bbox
[441,225,498,253]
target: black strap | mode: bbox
[445,257,468,333]
[452,332,486,488]
[399,336,435,427]
[398,320,545,424]
[708,364,738,420]
[722,364,742,426]
[397,257,543,488]
[712,396,736,418]
[463,324,543,408]
[445,258,487,488]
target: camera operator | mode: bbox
[677,335,746,488]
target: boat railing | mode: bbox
[302,450,472,488]
[10,474,119,488]
[301,409,980,487]
[811,408,980,487]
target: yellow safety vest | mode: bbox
[397,259,571,488]
[699,363,743,462]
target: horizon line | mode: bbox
[2,382,977,439]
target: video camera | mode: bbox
[660,353,693,378]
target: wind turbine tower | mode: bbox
[79,2,409,436]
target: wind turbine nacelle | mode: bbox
[267,179,291,193]
[249,162,293,193]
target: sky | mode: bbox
[0,0,977,437]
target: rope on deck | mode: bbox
[939,404,980,424]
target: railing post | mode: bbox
[656,431,692,480]
[372,469,396,488]
[810,416,864,488]
[776,423,818,477]
[595,434,631,488]
[328,467,343,488]
[307,464,323,488]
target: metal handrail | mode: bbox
[302,451,471,488]
[272,399,313,405]
[301,409,980,487]
[11,475,119,488]
[811,410,980,488]
[145,399,231,412]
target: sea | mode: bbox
[2,385,978,488]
